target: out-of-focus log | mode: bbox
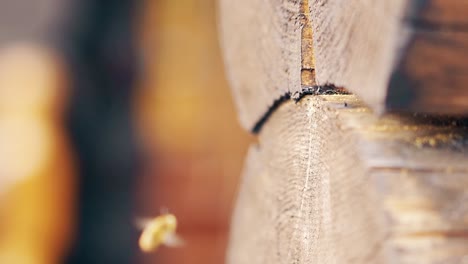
[310,0,468,115]
[0,44,75,264]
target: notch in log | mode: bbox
[220,0,468,132]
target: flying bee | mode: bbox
[136,213,184,252]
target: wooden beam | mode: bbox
[310,0,468,115]
[227,95,468,263]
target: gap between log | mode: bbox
[252,85,350,133]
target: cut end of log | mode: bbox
[228,94,468,264]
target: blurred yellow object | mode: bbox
[0,43,75,264]
[138,214,184,253]
[0,117,52,194]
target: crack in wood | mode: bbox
[252,92,291,134]
[251,1,354,134]
[300,0,316,88]
[251,86,350,134]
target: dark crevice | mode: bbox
[291,85,350,101]
[404,0,468,32]
[251,85,350,134]
[404,18,468,32]
[252,92,291,134]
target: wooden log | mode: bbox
[310,0,468,115]
[409,0,468,25]
[227,94,468,264]
[219,0,468,131]
[219,0,306,131]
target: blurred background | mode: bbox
[0,0,251,264]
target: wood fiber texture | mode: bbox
[227,95,468,264]
[219,0,304,130]
[310,0,468,114]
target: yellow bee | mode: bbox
[137,214,184,252]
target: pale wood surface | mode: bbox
[310,0,468,115]
[227,95,468,264]
[219,0,304,130]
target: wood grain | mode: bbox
[310,0,468,115]
[227,95,468,264]
[219,0,304,130]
